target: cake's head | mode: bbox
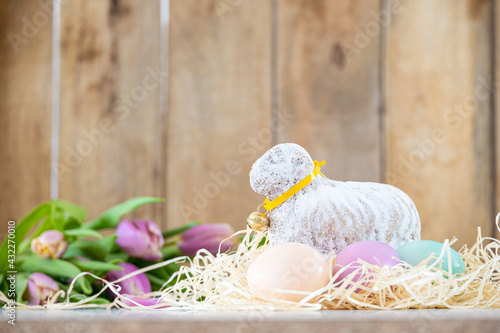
[249,143,314,198]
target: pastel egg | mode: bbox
[247,243,329,302]
[333,240,401,283]
[396,240,465,275]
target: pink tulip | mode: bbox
[178,223,234,257]
[31,230,68,259]
[115,220,165,261]
[26,273,60,305]
[106,262,151,295]
[120,295,168,308]
[106,263,167,308]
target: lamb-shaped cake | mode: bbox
[249,143,421,257]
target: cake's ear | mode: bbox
[249,143,314,197]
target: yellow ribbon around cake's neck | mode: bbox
[262,160,326,212]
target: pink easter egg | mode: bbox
[247,243,330,302]
[332,240,401,284]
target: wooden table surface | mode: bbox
[1,309,500,333]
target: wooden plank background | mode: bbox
[495,0,500,240]
[0,0,52,240]
[1,0,499,247]
[58,0,165,223]
[167,0,271,228]
[3,309,500,333]
[277,0,382,183]
[385,0,494,247]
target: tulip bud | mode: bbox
[26,273,60,305]
[115,220,165,261]
[178,223,234,257]
[31,230,68,259]
[106,262,151,296]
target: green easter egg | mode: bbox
[396,240,465,276]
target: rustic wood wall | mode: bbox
[495,0,500,240]
[1,0,498,247]
[385,0,494,246]
[0,0,52,241]
[59,0,165,226]
[167,0,271,228]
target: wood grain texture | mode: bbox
[167,0,272,228]
[4,309,500,333]
[0,0,52,240]
[495,0,500,240]
[276,0,382,182]
[385,0,493,247]
[59,0,165,225]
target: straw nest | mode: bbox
[4,214,500,311]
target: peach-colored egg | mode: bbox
[247,242,330,302]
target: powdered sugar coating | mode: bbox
[249,143,421,257]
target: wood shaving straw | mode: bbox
[2,214,500,310]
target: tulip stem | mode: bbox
[163,238,180,247]
[162,221,202,239]
[161,244,181,260]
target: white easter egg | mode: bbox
[247,242,329,302]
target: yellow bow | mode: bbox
[262,160,325,212]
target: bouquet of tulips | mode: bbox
[0,197,236,307]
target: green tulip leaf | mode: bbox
[5,200,86,264]
[129,258,170,280]
[15,272,30,303]
[162,221,202,239]
[63,235,118,261]
[70,259,122,273]
[14,204,51,240]
[69,276,93,296]
[69,294,110,305]
[53,200,87,224]
[30,203,66,238]
[161,244,182,260]
[0,203,51,272]
[18,256,80,278]
[146,273,166,290]
[165,263,182,276]
[28,215,57,242]
[84,197,164,230]
[17,239,32,254]
[106,254,128,263]
[19,256,92,295]
[63,218,81,230]
[64,228,103,240]
[28,200,87,241]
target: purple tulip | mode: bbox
[115,220,165,261]
[106,263,166,308]
[26,273,60,305]
[178,223,234,257]
[120,295,168,308]
[106,262,151,295]
[31,230,68,259]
